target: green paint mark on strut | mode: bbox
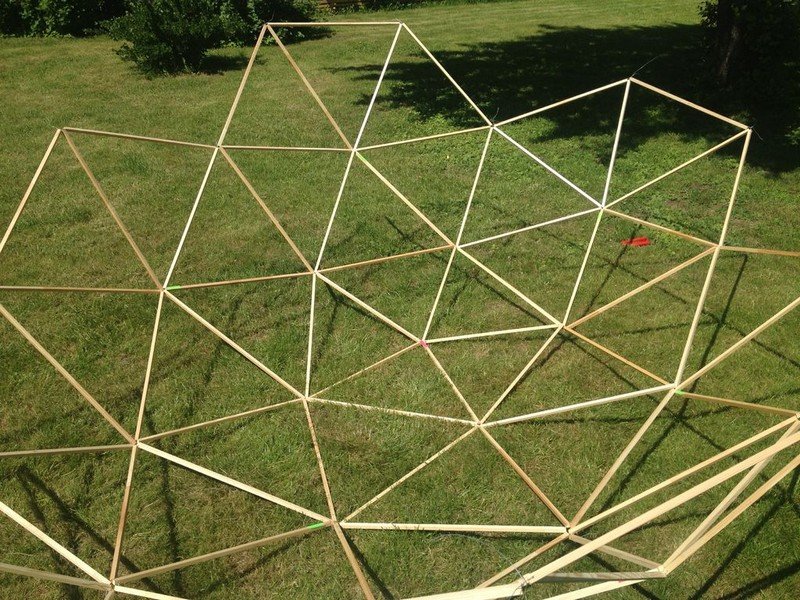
[674,390,686,396]
[166,285,182,291]
[307,522,326,530]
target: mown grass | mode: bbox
[0,1,798,599]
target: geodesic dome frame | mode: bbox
[0,19,798,600]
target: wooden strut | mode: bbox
[479,427,569,526]
[0,444,131,459]
[0,285,160,294]
[0,501,110,584]
[317,244,453,275]
[680,390,797,418]
[0,302,134,443]
[341,523,566,534]
[138,442,328,521]
[268,25,351,149]
[571,417,796,535]
[605,129,749,209]
[458,207,600,249]
[495,79,629,127]
[421,129,494,340]
[493,126,599,207]
[221,144,350,152]
[426,324,558,345]
[0,129,61,255]
[358,125,492,152]
[172,270,311,291]
[605,208,718,247]
[110,291,165,580]
[62,131,162,288]
[309,397,474,426]
[114,523,325,584]
[166,291,304,397]
[62,126,215,149]
[0,562,109,592]
[139,398,303,443]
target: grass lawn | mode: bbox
[0,0,799,599]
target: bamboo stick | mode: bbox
[343,428,477,522]
[0,303,134,443]
[605,208,717,247]
[0,285,159,294]
[569,389,675,527]
[308,397,474,426]
[305,274,318,397]
[543,579,642,600]
[340,523,566,534]
[518,432,800,585]
[421,130,493,339]
[561,211,604,325]
[311,341,418,397]
[314,152,356,270]
[426,324,558,344]
[564,326,669,385]
[678,292,800,390]
[315,273,418,341]
[401,24,492,126]
[663,450,800,573]
[353,23,403,149]
[479,427,569,526]
[630,78,748,130]
[219,147,314,271]
[109,445,139,580]
[479,328,562,423]
[138,442,328,521]
[269,21,402,27]
[600,79,631,206]
[496,80,629,126]
[162,146,220,287]
[165,291,304,397]
[720,245,800,258]
[567,247,715,328]
[217,25,267,146]
[0,444,130,459]
[424,345,480,421]
[301,397,337,519]
[459,208,600,249]
[571,417,795,535]
[478,533,569,587]
[485,385,672,428]
[175,271,310,291]
[406,585,523,600]
[222,144,349,152]
[0,129,61,256]
[0,501,109,584]
[318,244,453,275]
[568,534,659,569]
[138,398,302,443]
[358,125,491,152]
[540,570,663,582]
[716,129,752,246]
[112,586,188,600]
[606,129,749,209]
[457,248,561,326]
[62,127,214,150]
[0,562,109,591]
[680,391,797,417]
[492,127,599,207]
[332,522,376,600]
[114,523,324,584]
[666,421,799,564]
[268,25,351,149]
[63,131,161,288]
[356,153,453,245]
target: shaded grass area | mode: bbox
[0,0,799,598]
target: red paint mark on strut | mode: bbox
[621,236,651,247]
[419,340,430,348]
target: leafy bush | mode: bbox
[106,0,318,75]
[0,0,124,36]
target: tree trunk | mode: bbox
[715,0,742,86]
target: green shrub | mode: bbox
[0,0,124,36]
[106,0,318,75]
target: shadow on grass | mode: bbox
[336,23,796,172]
